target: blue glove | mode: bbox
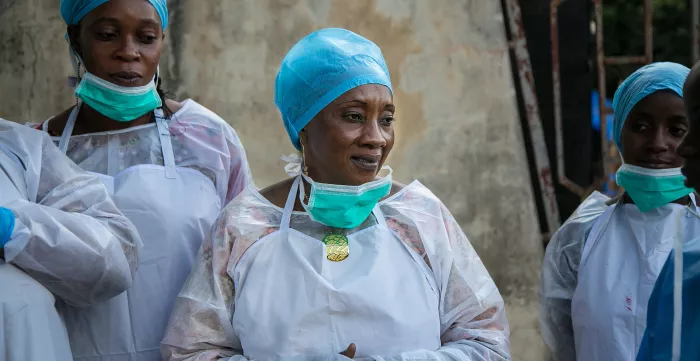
[0,207,15,248]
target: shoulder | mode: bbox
[171,99,227,127]
[164,99,185,114]
[557,192,615,233]
[545,192,611,262]
[42,107,74,136]
[216,184,282,236]
[169,100,244,144]
[0,118,52,149]
[259,178,296,209]
[382,181,443,212]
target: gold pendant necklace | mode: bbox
[322,231,349,262]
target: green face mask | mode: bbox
[616,164,694,212]
[74,72,162,122]
[300,167,393,229]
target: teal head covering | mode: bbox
[612,62,689,149]
[275,28,393,150]
[60,0,169,30]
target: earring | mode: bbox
[301,143,309,176]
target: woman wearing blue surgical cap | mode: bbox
[161,28,510,361]
[33,0,251,360]
[539,62,698,361]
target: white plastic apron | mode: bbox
[232,178,441,360]
[54,107,222,361]
[571,198,700,361]
[0,149,73,361]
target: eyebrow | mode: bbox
[339,100,367,105]
[90,17,160,27]
[668,114,689,121]
[338,99,395,108]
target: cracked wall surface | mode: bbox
[0,1,547,359]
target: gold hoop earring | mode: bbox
[301,143,309,176]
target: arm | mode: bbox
[161,209,247,361]
[538,226,581,361]
[366,204,510,361]
[538,193,609,361]
[3,134,141,307]
[223,126,252,205]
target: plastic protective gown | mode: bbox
[33,99,251,361]
[539,192,610,361]
[0,119,141,361]
[161,181,510,361]
[0,119,141,306]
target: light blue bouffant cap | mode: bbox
[61,0,169,30]
[275,28,393,150]
[612,62,689,149]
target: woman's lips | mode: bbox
[350,155,380,171]
[109,72,143,86]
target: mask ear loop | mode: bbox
[66,33,84,88]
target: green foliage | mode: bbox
[600,0,692,94]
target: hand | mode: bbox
[0,207,15,253]
[340,343,356,359]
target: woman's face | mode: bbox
[679,71,700,189]
[69,0,163,87]
[301,84,395,186]
[620,91,688,169]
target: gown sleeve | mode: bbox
[538,192,610,361]
[367,198,510,361]
[3,129,142,307]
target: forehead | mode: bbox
[685,71,700,107]
[629,91,684,114]
[81,0,161,27]
[333,84,393,104]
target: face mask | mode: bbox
[616,164,694,212]
[300,167,392,229]
[75,72,162,122]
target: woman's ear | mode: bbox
[67,25,82,57]
[299,129,307,146]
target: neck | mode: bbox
[73,104,154,135]
[672,194,692,206]
[623,193,692,206]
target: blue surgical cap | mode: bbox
[275,28,393,150]
[61,0,169,30]
[612,62,689,149]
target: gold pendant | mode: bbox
[323,233,349,262]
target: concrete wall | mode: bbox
[0,0,546,359]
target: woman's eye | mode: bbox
[381,117,395,126]
[631,122,648,132]
[140,34,158,44]
[670,127,688,137]
[344,113,363,122]
[97,32,117,41]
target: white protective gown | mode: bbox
[540,191,700,361]
[0,120,141,361]
[162,179,510,360]
[35,99,251,361]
